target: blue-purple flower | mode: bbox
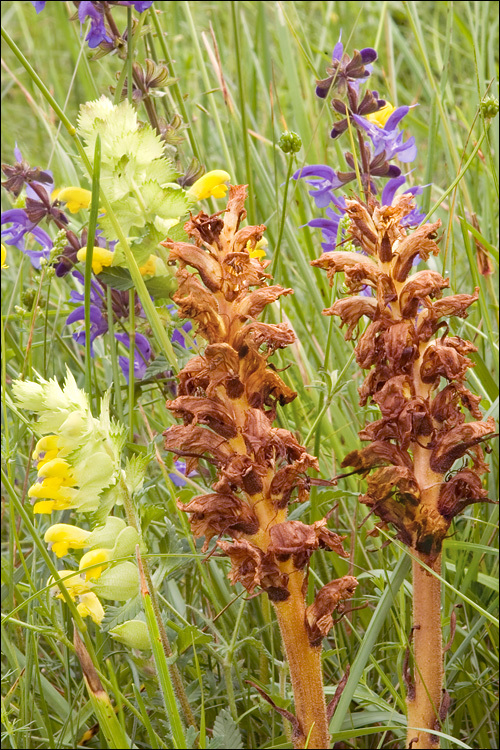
[115,332,152,382]
[1,208,53,268]
[316,37,377,98]
[353,106,418,163]
[66,271,108,353]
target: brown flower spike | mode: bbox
[312,193,495,748]
[162,186,356,749]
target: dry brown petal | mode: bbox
[305,577,358,647]
[431,383,482,426]
[165,395,237,439]
[311,251,382,286]
[430,416,496,474]
[416,289,480,340]
[371,375,411,418]
[268,520,320,568]
[240,347,296,412]
[358,365,392,406]
[391,220,441,282]
[420,338,476,384]
[438,469,490,520]
[327,296,381,340]
[166,241,222,291]
[269,453,319,508]
[399,270,449,318]
[233,321,296,352]
[220,184,248,242]
[230,224,266,254]
[182,210,224,247]
[344,200,379,254]
[215,453,265,495]
[383,322,419,373]
[178,493,259,550]
[173,268,226,342]
[235,285,293,320]
[217,539,290,600]
[163,423,231,473]
[342,441,413,473]
[365,465,420,505]
[355,320,387,369]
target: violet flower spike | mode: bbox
[293,165,345,208]
[353,106,418,163]
[115,332,152,381]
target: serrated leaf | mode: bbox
[97,267,135,291]
[175,624,212,654]
[145,274,177,299]
[209,708,243,750]
[143,355,171,379]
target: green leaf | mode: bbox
[209,708,243,750]
[145,274,178,299]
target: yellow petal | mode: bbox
[48,570,90,598]
[1,244,8,269]
[79,548,110,581]
[77,246,114,275]
[189,170,231,201]
[55,187,92,213]
[36,450,60,469]
[37,458,75,482]
[33,500,56,515]
[33,435,59,461]
[139,255,157,277]
[28,480,76,501]
[77,592,105,624]
[44,523,91,558]
[366,103,396,128]
[247,238,268,260]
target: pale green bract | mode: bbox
[76,96,193,265]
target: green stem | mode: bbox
[84,135,101,407]
[271,156,295,278]
[127,289,136,442]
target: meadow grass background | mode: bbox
[1,1,499,748]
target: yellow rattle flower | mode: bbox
[77,246,114,274]
[53,187,92,213]
[366,103,396,128]
[189,170,231,201]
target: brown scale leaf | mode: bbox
[399,270,449,318]
[166,241,222,291]
[178,493,259,550]
[430,417,496,474]
[268,518,347,569]
[431,383,482,427]
[355,320,387,369]
[172,268,226,342]
[383,322,420,373]
[235,285,293,320]
[233,321,296,352]
[163,424,231,473]
[305,577,359,647]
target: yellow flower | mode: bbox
[247,238,268,260]
[139,255,157,277]
[33,435,60,462]
[48,571,104,624]
[53,187,92,213]
[1,244,8,269]
[79,548,110,580]
[76,592,105,625]
[77,246,114,274]
[44,523,92,558]
[366,103,396,128]
[189,170,231,201]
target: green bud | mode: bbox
[480,96,499,120]
[92,561,139,601]
[109,619,151,651]
[110,526,142,560]
[278,131,302,154]
[21,289,37,310]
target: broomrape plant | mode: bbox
[162,184,357,748]
[297,40,497,749]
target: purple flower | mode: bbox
[293,165,345,209]
[115,332,152,381]
[353,106,418,163]
[78,1,113,48]
[66,271,108,353]
[30,1,46,13]
[316,36,377,98]
[1,208,52,268]
[170,459,196,487]
[167,305,193,348]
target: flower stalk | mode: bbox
[163,185,357,748]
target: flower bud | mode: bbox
[109,619,151,650]
[279,131,302,154]
[480,96,499,120]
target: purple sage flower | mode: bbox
[115,332,152,381]
[353,106,418,163]
[66,271,108,353]
[77,1,113,48]
[30,1,46,13]
[1,209,53,268]
[293,165,345,209]
[316,36,377,98]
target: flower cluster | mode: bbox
[12,369,125,515]
[311,194,495,561]
[163,185,357,646]
[294,37,425,253]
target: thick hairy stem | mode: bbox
[274,571,330,749]
[407,436,443,748]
